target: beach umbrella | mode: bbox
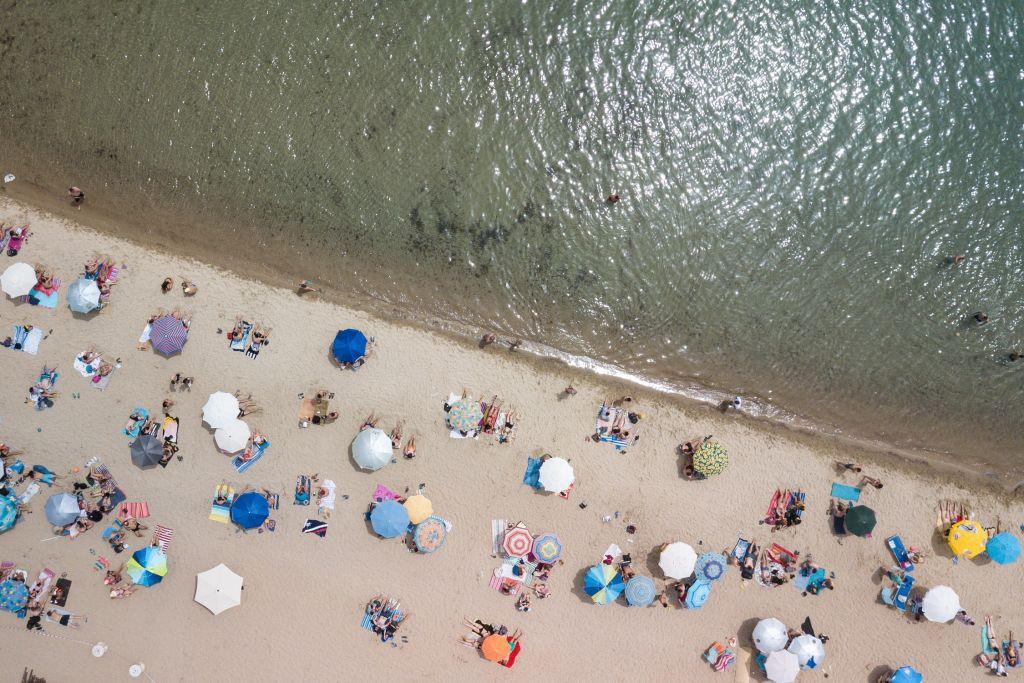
[765,650,800,683]
[659,542,697,580]
[502,526,534,558]
[202,392,240,429]
[538,457,574,493]
[788,634,826,670]
[694,552,728,583]
[150,316,188,355]
[531,533,563,563]
[370,499,410,538]
[44,492,81,527]
[684,579,712,609]
[922,585,960,623]
[947,520,987,559]
[0,495,20,532]
[351,428,392,471]
[583,564,625,605]
[130,434,165,469]
[753,617,788,653]
[447,397,483,433]
[1,262,35,297]
[403,495,433,525]
[124,546,168,587]
[413,516,448,553]
[845,505,876,537]
[986,532,1021,565]
[624,576,657,607]
[215,419,250,454]
[230,491,269,530]
[692,441,728,477]
[67,277,100,313]
[481,634,512,662]
[331,328,368,364]
[890,666,923,683]
[0,579,29,612]
[194,563,243,615]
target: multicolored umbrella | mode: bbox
[331,329,368,364]
[531,533,563,563]
[230,491,269,530]
[150,316,188,355]
[987,532,1021,565]
[694,552,728,582]
[130,434,164,469]
[447,398,483,433]
[413,516,448,553]
[948,520,987,559]
[0,579,28,612]
[403,495,433,525]
[684,579,712,609]
[0,494,20,533]
[890,666,923,683]
[67,277,100,313]
[370,499,410,538]
[45,492,81,527]
[624,576,657,607]
[583,564,625,605]
[692,441,728,476]
[125,546,168,587]
[502,526,534,558]
[845,505,876,537]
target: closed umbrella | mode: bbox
[692,441,728,477]
[845,505,876,537]
[659,542,697,580]
[890,666,923,683]
[753,617,788,653]
[202,392,240,429]
[987,532,1021,565]
[403,495,433,525]
[230,492,269,530]
[948,520,987,559]
[130,434,165,469]
[0,495,18,532]
[413,516,448,553]
[447,398,483,433]
[765,650,800,683]
[538,457,574,493]
[67,277,100,313]
[150,316,188,355]
[502,526,534,558]
[1,262,36,298]
[531,533,563,563]
[583,564,625,605]
[922,585,960,623]
[331,328,368,364]
[352,428,392,471]
[194,564,243,615]
[694,552,728,582]
[125,546,168,587]
[788,634,826,669]
[215,419,250,454]
[370,499,410,538]
[624,576,657,607]
[0,579,29,612]
[684,579,712,609]
[45,492,81,527]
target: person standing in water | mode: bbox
[68,186,85,208]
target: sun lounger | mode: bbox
[209,484,234,523]
[232,438,270,473]
[882,574,915,611]
[886,535,914,572]
[830,482,861,502]
[522,458,542,489]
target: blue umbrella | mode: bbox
[624,575,657,607]
[987,532,1021,565]
[125,546,168,587]
[0,579,28,612]
[370,499,410,538]
[45,492,81,527]
[683,579,712,609]
[0,495,19,532]
[583,564,625,605]
[331,329,368,364]
[890,666,923,683]
[694,552,728,582]
[230,491,269,530]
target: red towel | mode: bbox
[154,524,173,552]
[502,640,521,668]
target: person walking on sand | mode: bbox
[563,384,577,397]
[68,186,85,208]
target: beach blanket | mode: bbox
[983,625,999,656]
[1004,641,1022,668]
[74,354,101,377]
[153,524,173,553]
[209,484,235,523]
[298,398,315,426]
[161,416,179,443]
[25,278,60,308]
[318,479,336,515]
[522,457,542,488]
[44,607,74,626]
[830,483,861,502]
[594,404,640,450]
[491,519,508,556]
[294,476,311,505]
[18,482,40,505]
[118,502,150,520]
[22,327,43,355]
[28,568,55,600]
[232,438,269,473]
[49,578,71,606]
[265,492,280,510]
[372,484,399,503]
[794,568,826,593]
[731,537,751,561]
[230,322,252,352]
[360,608,405,641]
[302,519,327,537]
[123,408,149,439]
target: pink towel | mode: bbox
[372,484,398,502]
[119,502,150,520]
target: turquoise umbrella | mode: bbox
[0,579,28,612]
[987,532,1021,565]
[624,576,657,607]
[125,546,168,587]
[0,494,19,532]
[684,580,712,609]
[583,564,625,605]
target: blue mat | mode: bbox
[232,439,269,473]
[830,483,861,502]
[522,457,541,489]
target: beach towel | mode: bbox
[232,438,270,473]
[318,479,336,515]
[105,486,126,513]
[372,484,399,502]
[491,519,508,556]
[21,328,43,355]
[731,537,751,561]
[26,278,60,308]
[522,457,542,488]
[265,493,280,510]
[294,475,311,505]
[153,524,173,552]
[893,574,915,611]
[360,608,405,640]
[119,502,150,520]
[886,535,914,571]
[298,398,315,426]
[982,625,999,656]
[9,325,29,350]
[91,370,113,390]
[18,482,40,504]
[138,323,152,345]
[49,578,71,606]
[794,567,826,593]
[1004,641,1022,668]
[502,640,521,669]
[123,408,149,439]
[830,482,861,502]
[44,607,75,626]
[767,543,798,566]
[302,519,327,537]
[230,322,252,351]
[28,568,55,600]
[209,484,234,523]
[161,416,179,443]
[594,404,640,450]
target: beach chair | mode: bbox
[886,535,914,572]
[881,574,915,611]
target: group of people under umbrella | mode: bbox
[368,493,449,554]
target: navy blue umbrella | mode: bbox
[230,492,269,530]
[331,329,368,364]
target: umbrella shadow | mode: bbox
[571,565,596,605]
[644,546,665,579]
[867,665,894,683]
[70,310,100,321]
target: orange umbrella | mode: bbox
[481,634,511,662]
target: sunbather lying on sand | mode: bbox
[181,278,198,296]
[123,517,147,537]
[234,392,261,416]
[403,436,417,459]
[390,422,403,449]
[361,414,380,430]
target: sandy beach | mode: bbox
[1,196,1022,682]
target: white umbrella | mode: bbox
[67,278,100,313]
[658,542,697,580]
[753,617,788,653]
[538,457,574,493]
[787,634,825,669]
[1,262,36,297]
[214,419,250,453]
[765,650,801,683]
[202,392,240,429]
[922,585,960,623]
[352,427,392,471]
[194,563,243,615]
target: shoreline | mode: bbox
[0,187,1014,496]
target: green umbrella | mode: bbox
[692,441,728,477]
[845,505,876,537]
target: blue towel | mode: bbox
[232,440,270,473]
[230,323,251,352]
[886,535,914,571]
[893,574,915,611]
[522,457,541,488]
[830,483,861,502]
[122,407,149,439]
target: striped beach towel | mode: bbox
[232,439,270,473]
[119,502,150,520]
[153,525,173,552]
[209,485,234,523]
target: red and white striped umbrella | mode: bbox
[150,316,188,355]
[502,526,534,558]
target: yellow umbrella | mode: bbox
[948,520,987,559]
[403,495,433,525]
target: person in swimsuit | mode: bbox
[161,277,173,293]
[68,187,85,207]
[46,609,87,628]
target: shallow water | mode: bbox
[0,1,1022,466]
